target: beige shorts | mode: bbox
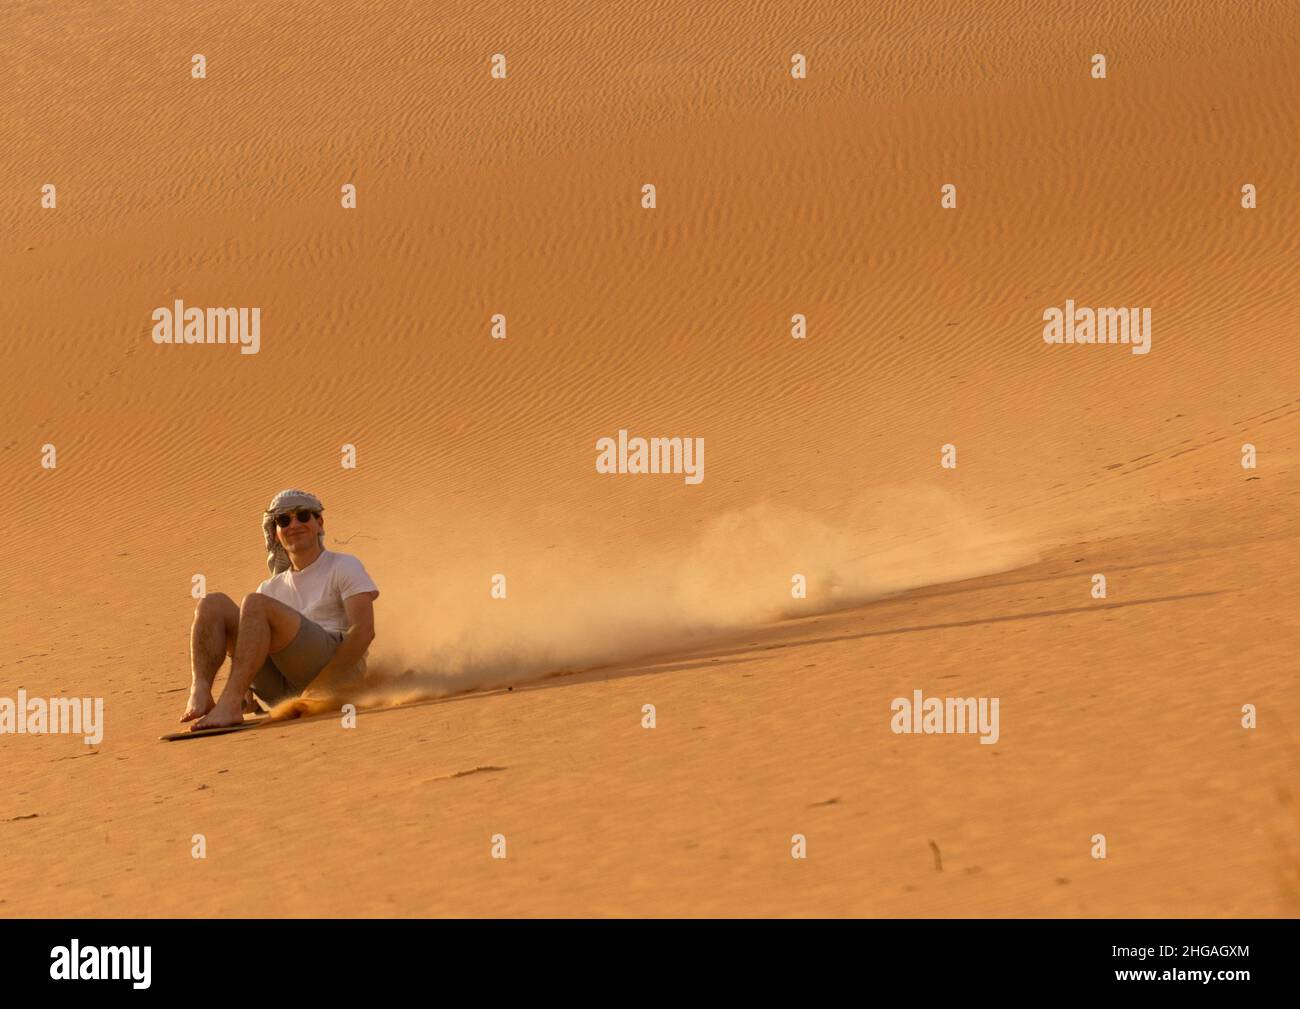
[250,613,346,706]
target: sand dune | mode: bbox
[1,0,1297,916]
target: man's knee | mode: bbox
[240,592,269,613]
[240,592,288,625]
[194,591,235,619]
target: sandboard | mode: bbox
[159,717,270,741]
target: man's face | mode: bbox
[274,508,322,552]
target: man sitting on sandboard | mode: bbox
[182,489,380,731]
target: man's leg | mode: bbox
[193,593,301,730]
[182,593,240,722]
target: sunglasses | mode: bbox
[274,509,319,528]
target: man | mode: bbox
[183,489,380,730]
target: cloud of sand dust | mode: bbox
[271,484,1038,719]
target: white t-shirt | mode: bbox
[256,550,380,637]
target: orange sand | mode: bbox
[1,0,1297,916]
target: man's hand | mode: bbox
[302,592,376,696]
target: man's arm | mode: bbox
[304,591,377,694]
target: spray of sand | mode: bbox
[269,484,1039,720]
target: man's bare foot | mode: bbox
[181,686,215,723]
[241,690,263,715]
[192,697,245,731]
